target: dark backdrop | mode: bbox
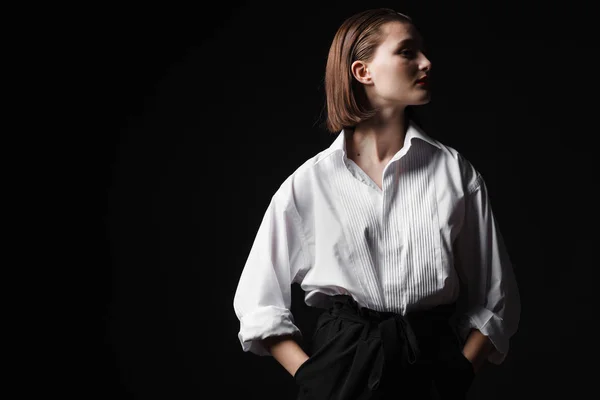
[85,1,596,398]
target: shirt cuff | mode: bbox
[456,306,509,364]
[237,305,302,356]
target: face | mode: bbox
[352,21,432,108]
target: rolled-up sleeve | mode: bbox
[233,189,309,356]
[453,173,521,364]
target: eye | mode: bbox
[399,48,417,58]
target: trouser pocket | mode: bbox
[430,322,475,399]
[450,324,475,381]
[294,311,381,400]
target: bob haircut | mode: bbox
[324,8,414,133]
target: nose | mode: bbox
[419,52,432,72]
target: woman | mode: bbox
[233,8,520,400]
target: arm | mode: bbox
[453,173,521,366]
[233,190,310,356]
[462,329,495,373]
[262,335,310,376]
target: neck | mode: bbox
[346,108,409,165]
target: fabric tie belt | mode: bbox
[329,295,456,391]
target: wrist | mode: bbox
[462,329,493,371]
[292,354,310,376]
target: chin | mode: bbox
[404,90,431,106]
[412,95,431,106]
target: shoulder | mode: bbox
[271,144,337,209]
[427,137,483,195]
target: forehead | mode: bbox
[378,21,420,47]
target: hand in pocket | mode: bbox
[293,356,311,378]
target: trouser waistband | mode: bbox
[328,295,457,369]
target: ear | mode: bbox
[351,60,372,85]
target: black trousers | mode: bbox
[294,295,475,400]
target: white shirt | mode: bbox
[233,121,520,365]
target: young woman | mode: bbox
[233,8,520,399]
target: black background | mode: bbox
[76,1,597,398]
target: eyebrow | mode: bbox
[396,38,421,48]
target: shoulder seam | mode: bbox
[467,173,483,195]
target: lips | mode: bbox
[416,75,428,84]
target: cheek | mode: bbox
[372,61,416,89]
[401,62,419,76]
[395,67,416,87]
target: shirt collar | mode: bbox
[328,120,440,159]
